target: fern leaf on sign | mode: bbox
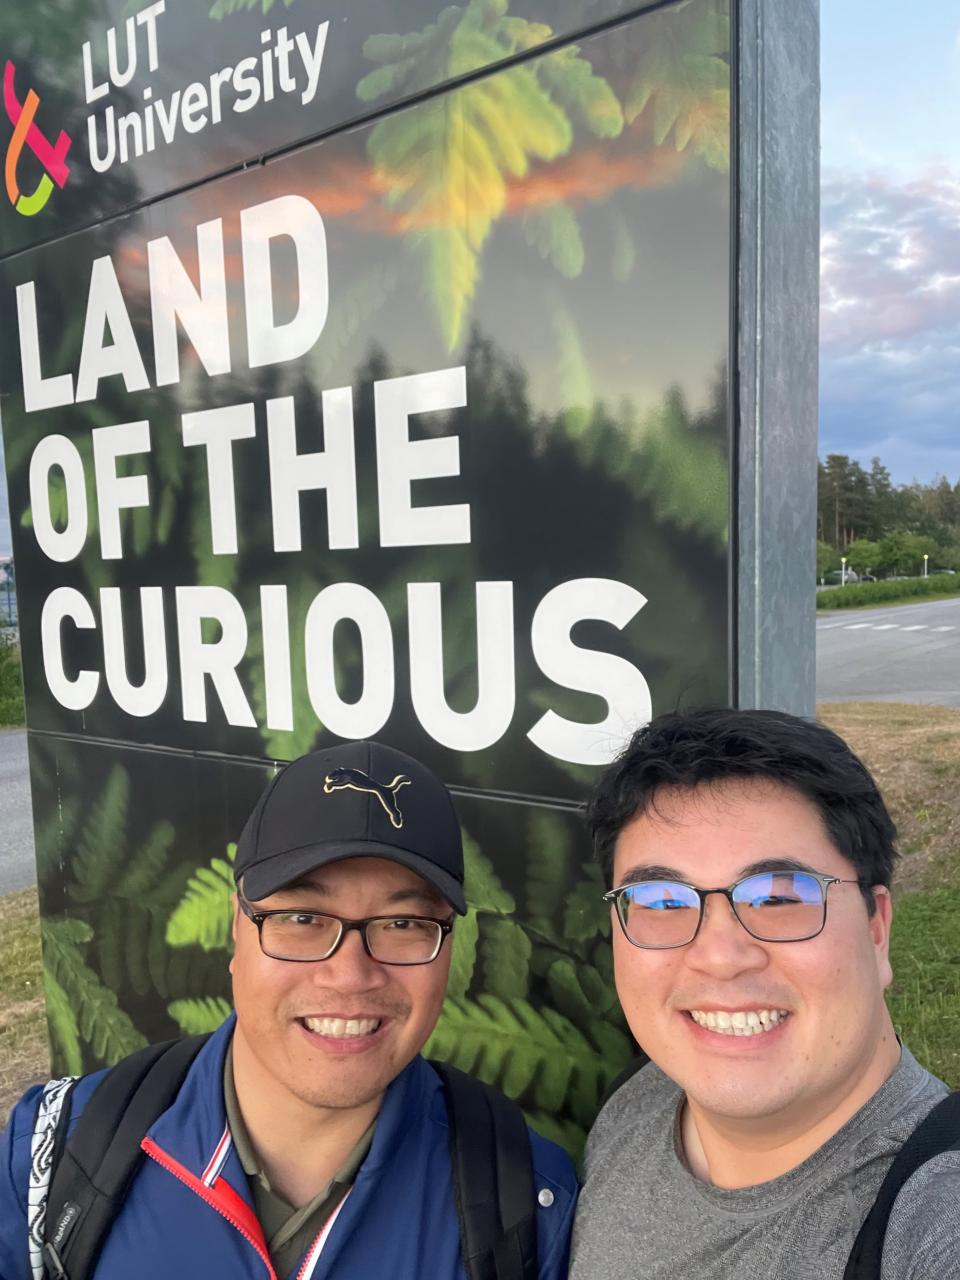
[447,907,479,998]
[42,918,147,1066]
[168,997,234,1035]
[563,865,610,943]
[118,821,176,897]
[361,2,576,350]
[552,305,593,438]
[43,968,83,1076]
[624,0,730,172]
[539,44,624,139]
[480,918,532,1001]
[463,832,514,915]
[209,0,294,19]
[166,846,237,953]
[522,205,584,279]
[69,766,129,902]
[426,994,612,1123]
[524,810,573,932]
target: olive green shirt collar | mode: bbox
[223,1042,375,1277]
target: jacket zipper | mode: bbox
[294,1189,351,1280]
[142,1137,277,1280]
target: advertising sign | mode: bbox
[1,0,731,1156]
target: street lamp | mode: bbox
[841,555,847,586]
[923,553,929,579]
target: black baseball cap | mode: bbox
[235,741,466,914]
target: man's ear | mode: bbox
[869,885,894,990]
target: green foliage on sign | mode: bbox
[41,916,147,1070]
[426,835,632,1161]
[623,0,730,170]
[165,845,237,953]
[358,0,727,351]
[34,763,232,1073]
[358,0,625,351]
[209,0,296,19]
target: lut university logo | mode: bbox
[3,60,72,217]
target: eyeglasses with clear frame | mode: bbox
[237,893,454,965]
[602,868,866,949]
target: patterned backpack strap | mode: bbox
[27,1078,77,1280]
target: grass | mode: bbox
[887,889,960,1088]
[818,703,960,895]
[0,889,46,1122]
[1,702,959,1117]
[0,640,25,728]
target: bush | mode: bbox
[816,573,960,610]
[0,638,25,727]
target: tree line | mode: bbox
[816,454,960,579]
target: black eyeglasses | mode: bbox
[603,869,864,949]
[238,894,454,965]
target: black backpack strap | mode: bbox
[598,1052,650,1111]
[42,1035,210,1280]
[844,1091,960,1280]
[431,1061,538,1280]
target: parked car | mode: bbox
[825,568,859,584]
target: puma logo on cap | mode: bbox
[323,767,412,829]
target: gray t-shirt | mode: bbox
[571,1048,960,1279]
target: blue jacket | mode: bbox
[0,1018,577,1280]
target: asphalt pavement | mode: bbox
[816,596,960,706]
[0,730,37,895]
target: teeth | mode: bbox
[688,1009,789,1037]
[303,1016,381,1038]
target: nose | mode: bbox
[684,891,769,978]
[309,926,389,992]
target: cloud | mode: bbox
[820,166,960,481]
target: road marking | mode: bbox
[873,624,900,630]
[901,625,927,631]
[844,623,873,629]
[933,626,956,632]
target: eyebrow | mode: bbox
[271,881,446,911]
[616,857,824,887]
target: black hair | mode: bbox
[587,707,898,913]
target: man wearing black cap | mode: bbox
[0,742,577,1280]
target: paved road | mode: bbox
[817,596,960,706]
[0,730,36,894]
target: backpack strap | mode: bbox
[41,1035,210,1280]
[430,1061,538,1280]
[844,1090,960,1280]
[28,1078,78,1280]
[598,1052,650,1111]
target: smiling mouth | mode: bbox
[687,1008,790,1037]
[299,1016,383,1039]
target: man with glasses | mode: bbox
[0,741,576,1279]
[571,707,960,1280]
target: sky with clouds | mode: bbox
[820,0,960,483]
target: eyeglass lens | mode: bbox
[617,871,827,947]
[260,912,443,963]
